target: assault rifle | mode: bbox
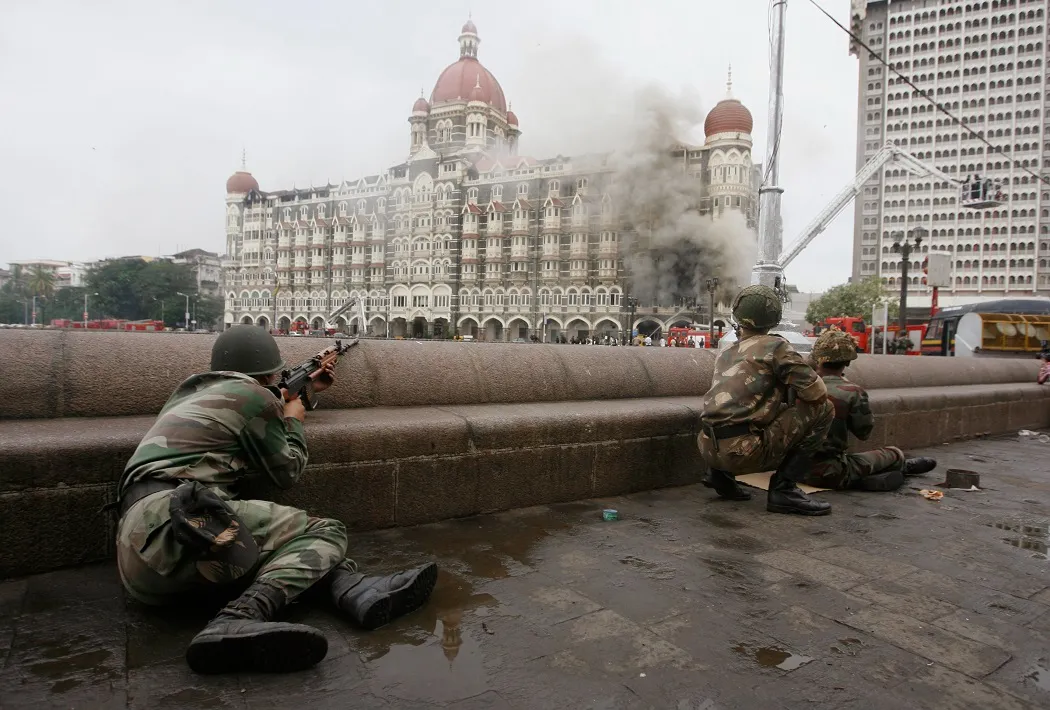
[269,339,357,410]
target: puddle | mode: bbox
[1002,538,1049,557]
[29,649,112,679]
[988,521,1049,538]
[351,569,497,664]
[696,513,746,530]
[1024,665,1050,691]
[830,638,863,657]
[733,643,813,671]
[618,556,677,580]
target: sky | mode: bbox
[0,0,859,292]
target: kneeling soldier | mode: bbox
[698,285,835,516]
[804,329,936,492]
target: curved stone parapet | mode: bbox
[0,330,717,419]
[846,353,1041,390]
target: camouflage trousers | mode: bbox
[803,447,905,490]
[116,490,349,607]
[698,399,834,475]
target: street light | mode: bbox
[891,226,926,337]
[31,295,46,326]
[623,296,639,345]
[706,277,721,347]
[176,291,190,330]
[83,291,99,328]
[153,297,165,326]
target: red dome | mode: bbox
[704,98,753,136]
[506,109,519,126]
[431,58,507,112]
[461,19,477,34]
[412,96,430,113]
[226,171,259,194]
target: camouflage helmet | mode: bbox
[211,325,286,376]
[812,328,859,365]
[731,285,782,329]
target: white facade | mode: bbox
[852,0,1050,306]
[221,22,760,340]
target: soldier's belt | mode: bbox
[708,422,753,440]
[119,479,180,518]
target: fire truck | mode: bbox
[666,325,721,348]
[811,317,868,352]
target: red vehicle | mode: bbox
[50,318,164,331]
[812,317,868,352]
[666,326,722,348]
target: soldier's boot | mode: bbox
[186,580,328,675]
[329,562,439,631]
[702,468,752,501]
[901,457,937,476]
[859,469,905,492]
[766,452,832,516]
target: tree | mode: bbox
[86,258,198,325]
[27,265,56,299]
[805,277,899,326]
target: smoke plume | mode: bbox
[610,85,757,307]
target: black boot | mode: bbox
[859,469,905,492]
[902,457,937,476]
[186,580,328,675]
[766,452,832,516]
[702,468,752,501]
[329,562,439,631]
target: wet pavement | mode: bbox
[2,434,1050,709]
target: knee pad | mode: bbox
[859,469,904,492]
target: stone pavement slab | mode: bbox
[1,434,1050,709]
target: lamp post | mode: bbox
[891,226,926,336]
[153,297,165,326]
[31,295,45,326]
[624,296,639,345]
[706,277,720,347]
[176,291,190,330]
[17,298,28,325]
[83,291,99,327]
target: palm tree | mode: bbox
[27,265,56,299]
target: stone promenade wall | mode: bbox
[1,330,1047,578]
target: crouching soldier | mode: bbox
[803,329,936,491]
[698,285,835,516]
[115,325,438,675]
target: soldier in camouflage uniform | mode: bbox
[698,285,835,515]
[802,329,937,491]
[115,325,438,675]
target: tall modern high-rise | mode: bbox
[851,0,1049,306]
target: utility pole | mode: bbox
[706,277,720,347]
[177,291,190,330]
[752,0,789,296]
[83,291,99,327]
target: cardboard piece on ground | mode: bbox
[736,471,831,494]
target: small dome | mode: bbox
[412,96,430,113]
[704,98,753,137]
[461,19,478,34]
[506,109,519,126]
[226,171,259,194]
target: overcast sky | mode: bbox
[0,0,858,292]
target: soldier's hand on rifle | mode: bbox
[309,363,336,393]
[282,396,307,423]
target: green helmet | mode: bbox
[731,285,782,329]
[211,325,286,376]
[812,328,858,365]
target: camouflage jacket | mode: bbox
[118,372,308,499]
[701,333,827,429]
[815,373,874,458]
